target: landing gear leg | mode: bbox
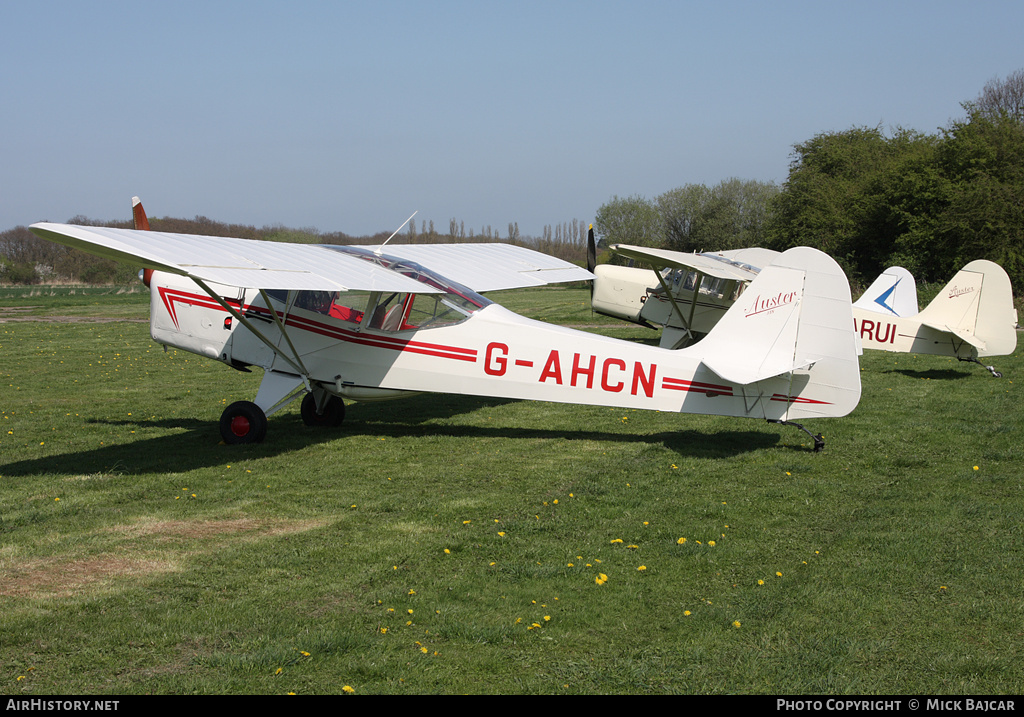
[768,419,825,452]
[300,392,346,427]
[958,356,1002,377]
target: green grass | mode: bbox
[1,286,1022,694]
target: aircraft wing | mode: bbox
[610,244,762,281]
[349,242,594,292]
[30,223,591,294]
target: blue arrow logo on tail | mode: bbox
[874,280,901,315]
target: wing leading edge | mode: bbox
[29,223,593,294]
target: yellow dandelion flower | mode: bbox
[544,615,551,621]
[683,610,691,616]
[758,579,764,586]
[610,538,623,544]
[444,549,450,554]
[776,572,782,577]
[708,541,716,547]
[637,565,647,571]
[733,621,742,628]
[342,686,355,694]
[677,537,687,544]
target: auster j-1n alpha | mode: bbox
[29,199,862,450]
[588,232,1018,377]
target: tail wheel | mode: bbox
[300,393,346,427]
[220,401,268,444]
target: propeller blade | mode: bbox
[587,224,597,273]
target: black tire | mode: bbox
[300,392,346,427]
[220,401,268,444]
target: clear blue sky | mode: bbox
[4,0,1022,238]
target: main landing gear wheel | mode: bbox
[220,401,268,444]
[300,393,346,427]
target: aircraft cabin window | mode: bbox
[294,290,335,314]
[404,293,473,329]
[329,291,372,324]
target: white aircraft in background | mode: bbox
[588,232,1017,377]
[29,200,861,451]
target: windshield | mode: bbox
[324,245,492,310]
[271,245,494,331]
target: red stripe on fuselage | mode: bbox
[661,377,734,396]
[157,289,477,362]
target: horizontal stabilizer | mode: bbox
[697,263,807,384]
[919,320,986,349]
[692,246,861,418]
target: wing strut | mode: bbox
[257,289,310,376]
[652,267,703,348]
[190,278,309,381]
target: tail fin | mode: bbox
[854,266,918,317]
[695,246,861,418]
[917,260,1018,357]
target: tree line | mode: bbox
[594,70,1024,293]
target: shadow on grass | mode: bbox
[1,393,786,477]
[886,368,973,380]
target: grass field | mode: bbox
[1,285,1022,695]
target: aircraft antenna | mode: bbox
[375,211,418,256]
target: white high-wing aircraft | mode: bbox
[590,234,1018,377]
[28,201,861,450]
